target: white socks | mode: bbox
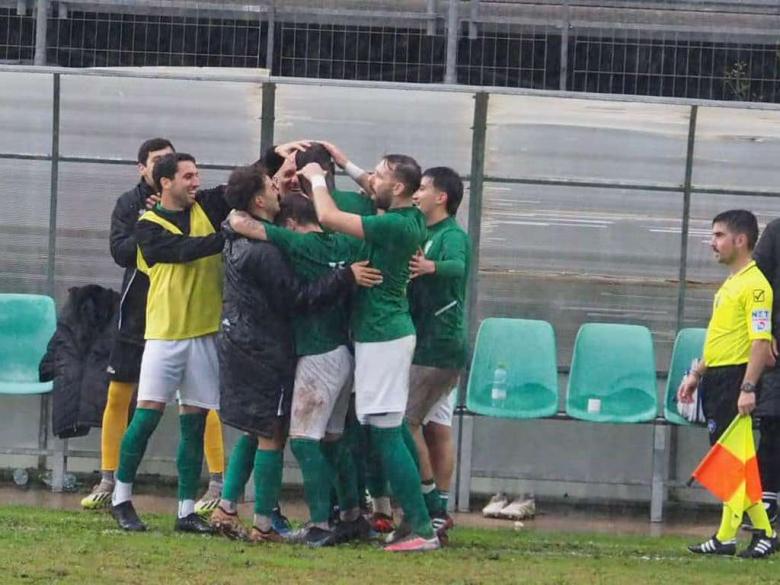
[112,480,133,506]
[178,499,195,519]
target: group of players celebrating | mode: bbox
[81,136,470,553]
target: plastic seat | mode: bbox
[0,294,56,395]
[565,323,658,423]
[663,328,706,425]
[466,318,559,419]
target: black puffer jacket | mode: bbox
[218,223,356,436]
[109,181,154,345]
[40,285,119,438]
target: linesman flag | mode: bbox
[690,415,762,527]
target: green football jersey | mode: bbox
[351,206,427,343]
[409,216,471,368]
[265,224,361,356]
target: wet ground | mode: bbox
[0,485,717,539]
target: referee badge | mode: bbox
[752,309,771,333]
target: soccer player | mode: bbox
[82,138,225,513]
[680,210,778,558]
[301,154,440,552]
[110,152,226,533]
[407,167,471,540]
[210,165,380,543]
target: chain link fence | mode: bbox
[2,1,780,101]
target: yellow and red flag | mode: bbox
[691,415,762,526]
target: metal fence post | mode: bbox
[444,0,459,84]
[41,72,61,482]
[469,0,479,40]
[426,0,436,37]
[34,0,48,65]
[455,91,489,512]
[260,82,276,156]
[265,5,275,72]
[559,0,570,91]
[676,105,699,330]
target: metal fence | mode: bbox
[3,1,780,101]
[4,64,780,515]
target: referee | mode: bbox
[680,209,777,559]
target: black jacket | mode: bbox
[218,223,356,436]
[109,181,154,345]
[753,219,780,416]
[40,285,119,439]
[110,182,228,344]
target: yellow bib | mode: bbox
[136,202,223,340]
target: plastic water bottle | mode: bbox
[12,468,29,488]
[491,363,508,408]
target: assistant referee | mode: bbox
[680,209,776,559]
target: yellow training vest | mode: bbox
[136,202,223,340]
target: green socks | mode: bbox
[370,425,434,539]
[222,434,258,504]
[342,413,368,500]
[116,408,163,484]
[254,448,283,517]
[365,425,390,499]
[177,412,207,502]
[321,438,360,512]
[402,421,420,470]
[290,438,332,524]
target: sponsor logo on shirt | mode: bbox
[752,309,771,333]
[754,289,766,302]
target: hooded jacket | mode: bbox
[218,222,356,435]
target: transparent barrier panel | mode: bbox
[275,84,473,175]
[52,161,230,302]
[0,72,53,155]
[485,94,691,186]
[694,106,780,192]
[682,192,780,329]
[0,159,51,295]
[60,75,263,166]
[477,182,683,367]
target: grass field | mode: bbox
[1,505,778,585]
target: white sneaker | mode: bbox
[496,497,536,520]
[481,493,509,518]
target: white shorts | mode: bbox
[405,365,461,426]
[137,334,220,410]
[423,389,457,427]
[354,335,416,422]
[289,345,354,440]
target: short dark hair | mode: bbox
[152,152,196,192]
[712,209,759,250]
[225,164,267,212]
[260,146,285,177]
[384,154,421,197]
[424,166,464,216]
[277,192,319,227]
[137,137,174,165]
[296,143,336,192]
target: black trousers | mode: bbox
[701,364,780,494]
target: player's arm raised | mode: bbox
[301,163,365,240]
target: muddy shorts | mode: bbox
[289,345,353,439]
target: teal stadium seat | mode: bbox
[0,294,56,395]
[663,328,706,425]
[565,323,658,423]
[466,318,559,419]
